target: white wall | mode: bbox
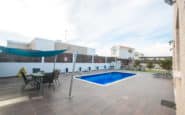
[119,48,135,59]
[111,46,135,59]
[32,38,55,51]
[87,48,96,55]
[7,41,29,49]
[0,62,111,77]
[111,46,119,57]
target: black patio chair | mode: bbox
[53,70,61,86]
[20,71,37,90]
[31,72,55,90]
[42,72,55,87]
[32,68,40,73]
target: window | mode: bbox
[112,48,117,55]
[128,49,133,53]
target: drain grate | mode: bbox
[161,100,176,110]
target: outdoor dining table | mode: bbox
[31,72,45,94]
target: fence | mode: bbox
[0,53,130,77]
[0,53,129,65]
[0,53,41,62]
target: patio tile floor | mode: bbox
[0,71,175,115]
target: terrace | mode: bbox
[0,71,175,115]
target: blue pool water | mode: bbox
[78,72,136,85]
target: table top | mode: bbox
[32,72,44,77]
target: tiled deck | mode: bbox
[0,71,175,115]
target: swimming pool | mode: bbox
[76,72,136,86]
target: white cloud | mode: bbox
[0,0,71,39]
[0,31,32,43]
[140,42,172,56]
[66,0,172,56]
[0,0,172,56]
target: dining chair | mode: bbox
[32,68,41,73]
[53,70,61,86]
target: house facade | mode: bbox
[55,40,95,55]
[111,45,135,59]
[172,0,185,115]
[7,38,96,55]
[111,45,143,59]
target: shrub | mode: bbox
[147,62,154,69]
[134,60,140,67]
[159,59,172,71]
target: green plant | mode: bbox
[134,60,140,67]
[159,59,172,77]
[147,62,154,69]
[159,59,172,71]
[134,60,143,71]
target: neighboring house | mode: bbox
[168,0,185,115]
[30,38,55,51]
[55,40,95,55]
[0,40,6,46]
[7,40,29,49]
[111,45,143,59]
[7,38,55,50]
[111,45,135,59]
[7,38,96,55]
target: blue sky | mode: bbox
[0,0,173,56]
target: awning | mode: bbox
[0,46,66,57]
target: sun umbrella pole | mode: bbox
[41,57,45,70]
[41,57,45,63]
[53,56,57,71]
[69,51,77,98]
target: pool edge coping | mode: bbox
[74,71,137,87]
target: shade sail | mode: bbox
[0,46,66,57]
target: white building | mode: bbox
[0,40,7,46]
[30,38,55,51]
[7,40,29,49]
[7,38,96,55]
[111,45,134,59]
[55,40,95,55]
[111,45,143,59]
